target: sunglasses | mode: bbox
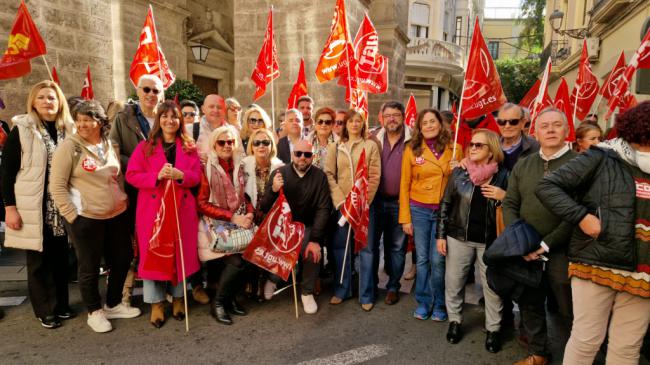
[248,118,264,125]
[496,118,520,126]
[252,139,271,147]
[293,151,313,158]
[216,139,235,147]
[182,112,197,117]
[317,119,333,126]
[469,142,488,149]
[141,86,161,95]
[335,120,345,126]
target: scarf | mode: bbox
[37,122,66,236]
[599,138,650,173]
[207,157,245,213]
[465,158,499,186]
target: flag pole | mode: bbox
[572,84,580,125]
[270,5,276,130]
[291,268,299,319]
[590,92,603,116]
[339,224,352,284]
[41,56,54,82]
[344,0,354,109]
[451,78,467,160]
[171,181,190,332]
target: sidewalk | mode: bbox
[0,233,27,282]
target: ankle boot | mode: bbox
[227,299,247,316]
[211,300,232,325]
[172,297,185,321]
[150,302,165,328]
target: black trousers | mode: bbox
[206,254,245,303]
[64,213,133,312]
[26,227,69,319]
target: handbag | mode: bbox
[495,204,505,236]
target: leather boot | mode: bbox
[150,302,165,328]
[172,297,185,321]
[227,299,247,316]
[192,286,210,305]
[211,300,232,325]
[217,262,245,317]
[513,354,549,365]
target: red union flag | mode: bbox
[460,17,506,120]
[81,65,94,100]
[243,190,305,281]
[600,51,626,100]
[129,5,175,89]
[569,40,599,120]
[315,0,350,83]
[519,79,552,112]
[530,58,552,135]
[553,77,575,142]
[349,89,368,120]
[144,180,181,285]
[252,7,279,101]
[339,149,369,253]
[405,94,417,128]
[605,27,650,119]
[0,0,47,80]
[51,66,60,85]
[287,58,307,109]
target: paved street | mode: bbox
[0,246,648,365]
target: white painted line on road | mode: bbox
[0,296,26,306]
[296,344,390,365]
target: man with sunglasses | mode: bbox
[180,100,200,133]
[502,107,577,365]
[333,110,346,137]
[496,103,539,172]
[368,101,411,305]
[259,140,332,314]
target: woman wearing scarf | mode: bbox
[308,107,337,169]
[126,101,202,328]
[1,80,74,329]
[537,101,650,365]
[436,129,508,353]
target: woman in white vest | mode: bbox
[0,80,75,329]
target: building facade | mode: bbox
[482,4,526,60]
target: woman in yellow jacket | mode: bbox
[325,110,381,311]
[399,108,461,321]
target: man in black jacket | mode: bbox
[260,140,332,314]
[503,108,577,365]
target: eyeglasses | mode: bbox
[335,120,345,126]
[382,113,402,120]
[469,142,488,149]
[293,151,313,158]
[496,118,521,126]
[182,112,197,117]
[140,86,161,95]
[248,118,264,125]
[229,106,241,112]
[317,119,332,126]
[216,139,235,147]
[252,139,271,147]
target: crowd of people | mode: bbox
[0,75,649,365]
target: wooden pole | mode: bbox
[339,224,352,284]
[171,181,189,332]
[451,78,467,160]
[291,268,299,319]
[41,56,54,82]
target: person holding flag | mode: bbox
[324,110,381,310]
[50,100,140,333]
[399,108,462,322]
[126,101,202,328]
[259,140,332,314]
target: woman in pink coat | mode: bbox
[126,101,201,328]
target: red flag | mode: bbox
[243,190,305,281]
[173,94,179,108]
[518,80,550,112]
[0,1,47,80]
[81,65,94,100]
[129,5,176,89]
[600,51,626,100]
[339,149,369,253]
[569,40,599,121]
[251,7,279,101]
[287,58,308,109]
[51,66,60,85]
[405,94,417,129]
[553,78,576,142]
[338,14,389,94]
[530,58,552,134]
[0,126,7,148]
[350,89,368,120]
[460,17,506,120]
[143,180,181,285]
[619,91,638,114]
[605,27,650,119]
[315,0,351,83]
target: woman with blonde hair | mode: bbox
[1,80,75,329]
[436,129,508,352]
[241,104,272,152]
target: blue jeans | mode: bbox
[370,196,407,293]
[359,200,379,304]
[143,280,184,303]
[410,205,445,312]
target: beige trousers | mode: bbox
[563,277,650,365]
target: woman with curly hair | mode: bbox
[537,100,650,365]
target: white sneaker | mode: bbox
[264,281,276,300]
[301,294,318,314]
[87,310,112,333]
[103,303,141,319]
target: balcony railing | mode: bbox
[406,37,464,71]
[540,40,570,67]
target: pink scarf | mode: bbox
[465,158,498,186]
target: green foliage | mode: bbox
[495,58,540,103]
[517,0,545,54]
[128,79,204,105]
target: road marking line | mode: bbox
[296,344,390,365]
